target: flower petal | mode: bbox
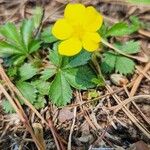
[52,18,73,40]
[83,6,103,32]
[82,32,101,52]
[64,3,86,25]
[58,38,82,56]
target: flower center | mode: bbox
[73,24,85,40]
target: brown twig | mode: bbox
[138,29,150,38]
[47,118,66,150]
[127,62,150,125]
[0,83,44,150]
[0,64,64,150]
[106,84,150,138]
[101,38,149,63]
[67,106,77,150]
[130,62,150,96]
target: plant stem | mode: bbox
[92,52,105,83]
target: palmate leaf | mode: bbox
[20,19,41,53]
[115,56,135,74]
[130,16,142,28]
[48,63,98,106]
[106,22,129,36]
[115,40,140,54]
[32,7,43,29]
[40,68,57,80]
[63,51,91,69]
[63,65,96,90]
[0,19,41,65]
[17,82,37,104]
[101,52,117,73]
[41,26,57,43]
[0,22,24,48]
[19,63,38,81]
[2,100,15,113]
[28,40,41,54]
[49,44,92,68]
[34,95,46,109]
[0,41,23,57]
[98,23,109,38]
[7,66,18,78]
[49,43,62,67]
[10,55,26,66]
[106,17,141,37]
[101,51,135,75]
[49,71,72,106]
[48,46,99,106]
[102,40,140,75]
[20,19,34,50]
[31,80,50,96]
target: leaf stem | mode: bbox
[91,52,105,83]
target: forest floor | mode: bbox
[0,0,150,150]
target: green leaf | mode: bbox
[28,40,41,53]
[88,90,99,99]
[130,16,142,27]
[115,41,140,54]
[34,96,46,109]
[0,41,23,57]
[106,20,140,37]
[32,7,43,29]
[92,76,105,86]
[19,63,38,81]
[31,80,50,95]
[49,43,62,66]
[0,22,23,48]
[115,56,135,75]
[4,55,25,66]
[49,71,72,106]
[98,23,109,38]
[2,100,15,113]
[41,26,57,43]
[0,19,41,66]
[12,55,26,66]
[101,51,135,75]
[128,0,150,4]
[20,19,34,50]
[63,65,96,90]
[7,66,18,78]
[101,52,117,73]
[17,82,37,104]
[63,51,91,69]
[40,68,57,80]
[106,22,129,36]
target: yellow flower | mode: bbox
[52,3,103,56]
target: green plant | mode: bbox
[0,19,41,66]
[101,41,140,75]
[2,100,15,113]
[46,43,99,106]
[102,16,142,37]
[0,6,144,113]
